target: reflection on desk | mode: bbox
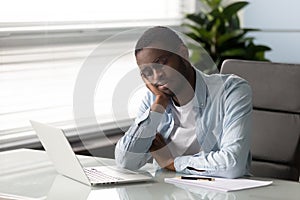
[48,174,235,200]
[0,149,299,200]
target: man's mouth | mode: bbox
[157,82,169,90]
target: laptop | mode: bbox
[30,120,152,186]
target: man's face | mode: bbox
[136,47,189,97]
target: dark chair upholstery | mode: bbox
[220,59,300,181]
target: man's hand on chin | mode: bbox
[150,133,175,171]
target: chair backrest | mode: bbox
[220,59,300,181]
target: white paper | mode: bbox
[165,177,273,192]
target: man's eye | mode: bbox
[142,68,153,77]
[152,63,164,71]
[159,57,168,65]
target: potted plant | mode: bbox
[183,0,271,73]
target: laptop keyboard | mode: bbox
[84,168,123,183]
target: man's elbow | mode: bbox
[115,149,133,170]
[223,167,244,179]
[116,159,138,171]
[115,155,138,170]
[219,148,249,178]
[221,161,246,179]
[115,148,146,171]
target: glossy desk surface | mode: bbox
[0,149,299,200]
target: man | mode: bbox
[115,26,252,178]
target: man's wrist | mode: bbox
[151,103,166,113]
[151,96,169,113]
[166,161,175,171]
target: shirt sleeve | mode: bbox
[174,79,252,178]
[115,92,163,170]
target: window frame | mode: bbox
[0,1,197,152]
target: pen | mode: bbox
[180,176,215,181]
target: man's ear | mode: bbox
[178,44,189,60]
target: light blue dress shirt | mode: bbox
[115,68,252,178]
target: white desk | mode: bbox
[0,149,299,200]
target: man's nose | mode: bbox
[152,67,164,82]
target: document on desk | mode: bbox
[165,176,273,192]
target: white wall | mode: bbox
[242,0,300,64]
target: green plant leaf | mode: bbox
[185,13,208,25]
[202,0,222,8]
[184,24,213,41]
[221,48,248,57]
[182,23,202,36]
[186,32,200,41]
[223,1,249,19]
[217,30,245,45]
[248,44,272,52]
[254,52,270,61]
[228,15,240,30]
[238,37,254,43]
[185,32,211,48]
[208,6,223,21]
[183,0,272,71]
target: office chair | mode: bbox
[220,59,300,181]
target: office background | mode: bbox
[0,0,299,162]
[242,0,300,64]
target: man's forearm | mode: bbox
[115,111,163,170]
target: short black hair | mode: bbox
[135,26,184,56]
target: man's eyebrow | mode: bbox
[152,53,169,63]
[152,56,161,63]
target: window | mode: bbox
[0,0,196,150]
[0,0,196,31]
